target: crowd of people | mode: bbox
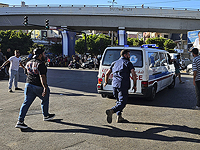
[46,54,100,69]
[0,49,101,80]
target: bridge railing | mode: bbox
[1,4,199,12]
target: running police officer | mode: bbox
[104,49,137,123]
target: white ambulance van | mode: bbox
[97,46,176,101]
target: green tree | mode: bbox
[75,38,86,54]
[75,34,111,55]
[86,34,98,54]
[133,38,144,46]
[49,43,62,55]
[127,37,134,46]
[94,34,111,55]
[164,39,176,51]
[0,30,33,55]
[145,37,166,48]
[118,37,143,46]
[28,43,45,54]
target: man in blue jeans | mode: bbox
[0,50,25,92]
[15,48,55,129]
[104,49,137,123]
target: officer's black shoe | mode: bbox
[106,109,114,124]
[116,115,129,123]
[15,87,23,90]
[43,114,55,121]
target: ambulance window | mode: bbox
[102,50,121,66]
[130,50,143,67]
[159,53,167,66]
[148,52,160,68]
[102,49,143,67]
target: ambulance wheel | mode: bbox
[168,78,175,89]
[188,69,193,76]
[107,95,115,99]
[101,94,107,98]
[147,86,156,101]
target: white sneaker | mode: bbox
[15,121,28,129]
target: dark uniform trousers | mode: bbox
[195,80,200,107]
[112,87,129,116]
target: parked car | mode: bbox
[186,64,193,75]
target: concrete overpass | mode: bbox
[0,5,200,33]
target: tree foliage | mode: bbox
[164,39,176,50]
[75,34,111,55]
[93,34,111,55]
[28,43,45,54]
[0,30,33,55]
[127,37,134,46]
[145,37,166,48]
[145,37,176,52]
[75,38,86,54]
[49,43,62,55]
[133,38,144,46]
[75,34,176,55]
[123,37,144,46]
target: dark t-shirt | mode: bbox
[6,52,11,60]
[110,57,134,89]
[174,59,180,69]
[26,59,47,87]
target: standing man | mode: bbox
[104,49,137,123]
[15,48,55,129]
[0,50,25,92]
[192,48,200,110]
[173,55,184,84]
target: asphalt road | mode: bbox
[0,67,199,150]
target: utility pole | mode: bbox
[108,1,117,45]
[108,0,117,7]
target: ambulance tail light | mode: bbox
[97,85,102,89]
[141,81,148,88]
[98,78,103,84]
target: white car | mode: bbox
[186,64,193,75]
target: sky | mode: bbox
[1,0,200,10]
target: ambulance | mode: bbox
[97,45,176,101]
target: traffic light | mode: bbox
[45,19,49,29]
[23,16,28,26]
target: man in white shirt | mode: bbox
[0,50,25,92]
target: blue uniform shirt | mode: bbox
[110,57,134,89]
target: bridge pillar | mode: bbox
[118,27,127,46]
[61,30,76,57]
